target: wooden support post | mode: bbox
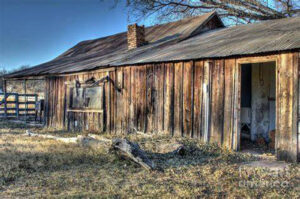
[3,79,7,118]
[203,83,209,142]
[232,61,241,151]
[202,61,211,143]
[16,93,19,119]
[44,78,49,126]
[298,52,300,162]
[34,94,38,121]
[24,79,27,124]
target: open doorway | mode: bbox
[240,61,276,154]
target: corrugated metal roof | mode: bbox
[57,11,218,59]
[7,11,218,78]
[6,13,300,78]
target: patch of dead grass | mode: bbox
[0,120,299,198]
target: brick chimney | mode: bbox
[127,23,146,50]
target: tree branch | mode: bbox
[123,0,298,25]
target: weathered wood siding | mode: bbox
[45,70,113,132]
[45,52,299,161]
[276,52,299,162]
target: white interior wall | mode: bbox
[250,62,276,141]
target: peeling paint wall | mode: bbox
[251,62,276,141]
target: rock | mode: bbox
[111,138,155,170]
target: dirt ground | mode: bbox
[0,120,299,198]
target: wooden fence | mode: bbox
[0,92,38,119]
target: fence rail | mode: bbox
[0,92,38,119]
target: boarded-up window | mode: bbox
[70,87,103,110]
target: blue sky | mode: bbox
[0,0,130,71]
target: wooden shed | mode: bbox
[6,12,300,162]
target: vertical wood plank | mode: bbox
[59,77,64,129]
[164,63,175,135]
[123,67,131,133]
[223,59,235,149]
[135,67,141,131]
[145,65,154,133]
[202,61,212,143]
[232,60,241,151]
[50,77,55,127]
[106,72,111,132]
[110,71,116,133]
[63,81,69,129]
[298,52,300,162]
[174,62,183,136]
[210,60,225,145]
[55,78,59,128]
[138,66,147,132]
[193,61,204,139]
[292,52,298,162]
[48,78,52,127]
[55,77,59,128]
[277,53,291,160]
[116,69,123,133]
[276,53,298,162]
[162,63,166,132]
[183,61,193,137]
[130,68,136,131]
[276,55,281,157]
[153,63,164,133]
[152,65,158,132]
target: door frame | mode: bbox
[235,55,279,151]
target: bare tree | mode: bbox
[114,0,300,24]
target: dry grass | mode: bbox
[0,120,299,198]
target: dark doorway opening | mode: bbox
[240,62,276,154]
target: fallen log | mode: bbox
[111,138,155,170]
[24,130,108,149]
[87,134,112,144]
[25,130,78,143]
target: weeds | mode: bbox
[0,120,299,198]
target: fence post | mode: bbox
[34,94,38,121]
[3,79,7,118]
[16,93,19,119]
[24,79,27,124]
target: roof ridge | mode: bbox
[6,15,300,78]
[73,11,216,45]
[144,11,216,29]
[56,11,218,59]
